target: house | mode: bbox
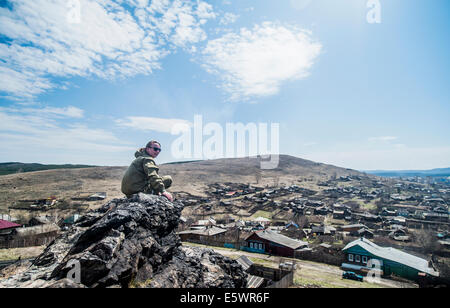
[0,219,22,236]
[178,226,227,242]
[342,238,439,281]
[340,224,367,233]
[391,217,407,226]
[253,217,271,227]
[314,206,329,216]
[190,218,216,230]
[252,223,265,231]
[389,229,410,242]
[355,228,374,239]
[285,221,299,230]
[381,208,397,216]
[353,212,382,222]
[333,210,345,219]
[243,229,308,257]
[60,214,82,227]
[311,224,336,236]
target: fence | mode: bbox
[0,232,58,249]
[266,272,294,288]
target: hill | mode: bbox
[0,162,97,176]
[0,155,373,220]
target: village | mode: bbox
[0,174,449,288]
[175,175,450,287]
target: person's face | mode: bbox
[146,143,161,158]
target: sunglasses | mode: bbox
[150,147,161,152]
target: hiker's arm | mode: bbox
[143,161,166,194]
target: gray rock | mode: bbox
[0,193,247,288]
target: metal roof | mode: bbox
[178,226,227,237]
[0,219,21,230]
[251,229,308,250]
[246,275,265,288]
[236,255,253,271]
[343,238,438,276]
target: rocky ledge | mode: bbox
[0,193,247,288]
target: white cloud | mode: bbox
[219,12,239,25]
[1,105,84,118]
[368,136,398,142]
[116,116,192,134]
[201,22,322,101]
[0,106,133,163]
[0,0,216,99]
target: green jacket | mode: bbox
[121,149,166,196]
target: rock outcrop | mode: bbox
[0,194,247,288]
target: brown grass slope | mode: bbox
[0,155,369,212]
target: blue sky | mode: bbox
[0,0,449,170]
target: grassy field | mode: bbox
[0,246,45,261]
[249,210,274,220]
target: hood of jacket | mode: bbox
[135,148,152,159]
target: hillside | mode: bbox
[0,155,369,208]
[0,162,97,176]
[0,154,377,225]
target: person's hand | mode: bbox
[161,191,173,202]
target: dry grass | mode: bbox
[0,246,45,261]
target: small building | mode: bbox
[253,217,271,227]
[243,229,308,257]
[356,228,374,239]
[342,238,439,281]
[333,210,345,219]
[314,206,329,216]
[61,214,82,226]
[0,219,22,235]
[389,229,410,242]
[285,221,299,230]
[178,226,227,242]
[381,208,397,216]
[340,224,367,233]
[190,218,216,229]
[311,224,336,236]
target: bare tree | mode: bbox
[415,230,440,254]
[255,169,262,184]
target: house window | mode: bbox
[259,243,263,250]
[250,242,253,249]
[362,256,368,264]
[348,254,354,262]
[355,255,361,263]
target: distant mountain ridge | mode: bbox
[365,168,450,177]
[0,162,97,176]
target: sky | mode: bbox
[0,0,449,171]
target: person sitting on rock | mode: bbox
[121,140,173,201]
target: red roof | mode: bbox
[0,219,21,230]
